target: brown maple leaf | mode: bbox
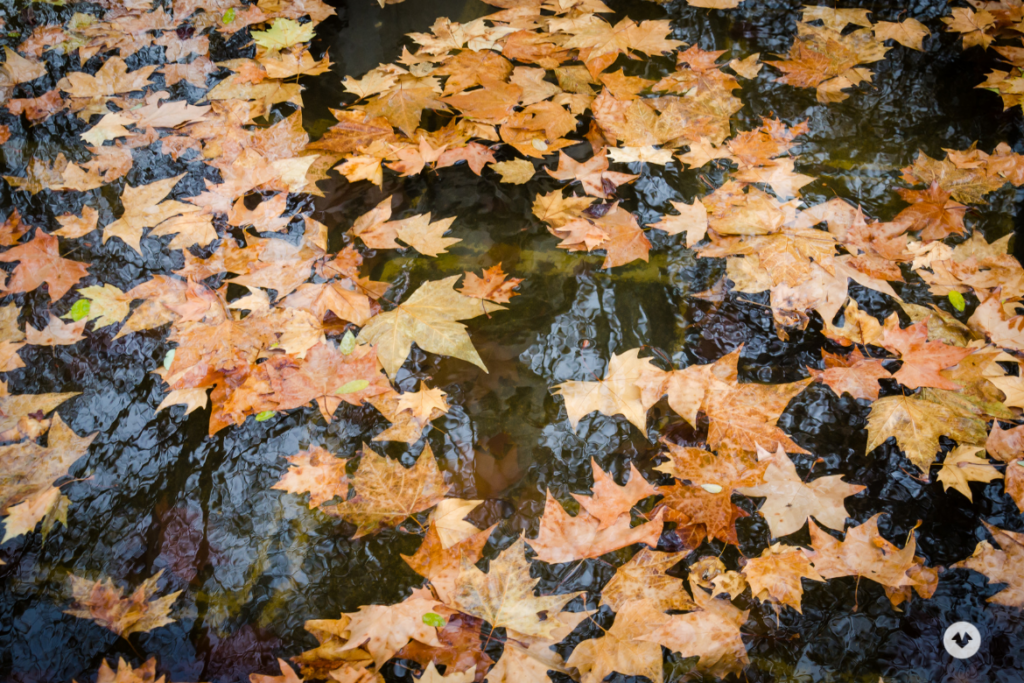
[954,522,1024,606]
[808,348,891,401]
[528,490,664,563]
[545,149,638,199]
[0,230,90,302]
[600,548,695,612]
[866,393,987,472]
[322,443,449,538]
[397,611,494,682]
[552,348,662,433]
[458,264,523,303]
[742,543,823,613]
[895,183,967,241]
[806,514,937,607]
[654,442,767,545]
[65,570,181,638]
[451,536,582,638]
[272,445,349,509]
[335,587,444,669]
[736,444,865,538]
[566,600,666,683]
[881,315,974,391]
[637,583,749,677]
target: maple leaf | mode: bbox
[450,536,582,638]
[742,543,823,613]
[1,485,68,543]
[308,110,396,156]
[65,570,181,638]
[252,18,314,50]
[942,7,996,49]
[357,275,504,378]
[250,659,303,683]
[0,230,90,302]
[57,57,156,98]
[26,315,87,346]
[490,159,536,184]
[986,422,1024,512]
[573,458,657,530]
[809,348,890,401]
[894,183,967,241]
[322,443,449,537]
[649,198,708,247]
[336,587,443,668]
[416,662,475,683]
[874,18,930,51]
[936,445,1002,502]
[396,381,450,429]
[805,514,937,607]
[545,149,638,199]
[968,294,1024,353]
[458,264,523,303]
[280,281,373,326]
[425,498,483,550]
[638,584,749,677]
[736,444,865,538]
[362,81,449,137]
[552,348,662,433]
[528,490,665,563]
[600,548,695,612]
[442,79,523,125]
[567,600,665,683]
[402,520,494,605]
[398,611,492,682]
[866,394,987,472]
[93,658,166,683]
[1,47,47,84]
[655,443,767,545]
[881,315,973,391]
[272,445,349,508]
[768,23,889,103]
[293,615,376,680]
[64,285,130,329]
[901,150,1007,204]
[103,174,198,253]
[954,522,1024,606]
[729,53,763,79]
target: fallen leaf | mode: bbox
[450,536,582,638]
[0,230,90,302]
[736,444,865,538]
[357,275,504,378]
[322,443,449,538]
[65,570,181,638]
[936,445,1002,502]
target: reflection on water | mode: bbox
[3,0,1024,681]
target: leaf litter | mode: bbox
[2,0,1024,681]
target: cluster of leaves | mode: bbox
[0,0,528,551]
[4,0,1024,682]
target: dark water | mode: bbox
[1,0,1024,682]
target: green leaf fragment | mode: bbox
[67,299,91,321]
[256,411,276,422]
[339,330,357,355]
[222,8,236,23]
[422,612,445,627]
[335,379,369,395]
[948,290,966,312]
[163,349,176,371]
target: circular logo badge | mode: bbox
[944,622,981,659]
